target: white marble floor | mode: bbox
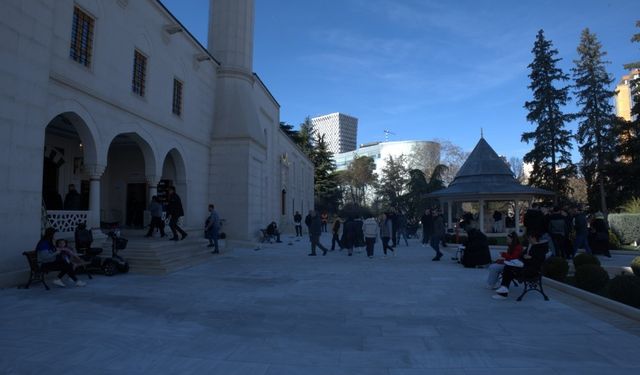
[1,233,639,374]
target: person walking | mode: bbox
[571,205,591,257]
[421,208,433,247]
[331,218,343,251]
[341,217,357,256]
[363,215,378,258]
[430,209,445,261]
[306,210,329,256]
[205,204,221,253]
[321,211,329,232]
[380,213,395,257]
[166,186,187,241]
[396,211,409,246]
[145,196,166,238]
[294,211,302,237]
[548,206,569,258]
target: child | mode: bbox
[56,239,87,270]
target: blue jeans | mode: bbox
[573,233,591,255]
[207,228,219,251]
[430,235,442,255]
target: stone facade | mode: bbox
[0,0,314,286]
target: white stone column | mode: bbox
[147,175,159,200]
[514,200,520,235]
[85,164,105,230]
[479,199,485,233]
[447,201,453,229]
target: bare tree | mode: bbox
[508,156,526,183]
[436,139,469,186]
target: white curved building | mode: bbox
[0,0,314,286]
[334,140,441,176]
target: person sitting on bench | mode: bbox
[492,232,547,300]
[486,231,523,289]
[36,228,86,288]
[266,221,282,243]
[461,228,492,268]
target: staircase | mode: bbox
[109,230,217,275]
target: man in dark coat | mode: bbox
[523,203,545,238]
[306,210,328,256]
[421,209,432,246]
[461,228,492,268]
[166,186,187,241]
[63,184,82,210]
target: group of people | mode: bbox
[420,208,447,261]
[35,227,88,288]
[145,186,188,242]
[299,211,422,259]
[523,203,611,259]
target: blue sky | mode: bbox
[161,0,639,160]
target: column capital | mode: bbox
[85,164,106,179]
[146,175,160,186]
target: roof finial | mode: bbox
[481,127,484,139]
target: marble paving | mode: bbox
[1,233,639,375]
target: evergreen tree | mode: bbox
[279,121,300,144]
[616,21,640,200]
[522,30,576,201]
[311,134,341,213]
[341,156,377,208]
[404,169,429,222]
[375,155,408,211]
[572,29,618,213]
[297,116,315,157]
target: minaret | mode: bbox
[208,0,263,143]
[208,0,266,243]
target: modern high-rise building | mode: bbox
[615,69,639,121]
[310,113,358,154]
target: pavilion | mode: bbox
[428,137,554,235]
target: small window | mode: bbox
[132,50,147,96]
[172,79,183,116]
[69,7,94,67]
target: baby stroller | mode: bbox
[102,229,130,276]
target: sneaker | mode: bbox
[75,280,87,287]
[492,293,508,300]
[181,233,188,241]
[53,278,66,288]
[322,250,328,256]
[495,286,509,294]
[308,253,317,256]
[368,256,373,259]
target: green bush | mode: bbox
[607,275,640,308]
[574,264,609,293]
[543,256,569,281]
[631,256,640,277]
[573,253,600,268]
[608,230,621,250]
[608,214,640,245]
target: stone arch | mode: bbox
[45,101,101,166]
[161,147,188,224]
[103,129,158,178]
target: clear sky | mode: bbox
[160,0,639,160]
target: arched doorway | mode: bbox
[159,148,187,225]
[42,113,98,235]
[103,133,156,229]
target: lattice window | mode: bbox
[172,78,183,116]
[132,50,147,96]
[69,7,94,67]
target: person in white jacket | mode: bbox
[363,215,378,258]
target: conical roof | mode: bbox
[429,137,554,199]
[454,137,513,179]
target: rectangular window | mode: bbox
[132,50,147,96]
[172,79,183,116]
[69,7,94,67]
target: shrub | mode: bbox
[631,256,640,277]
[608,214,640,245]
[573,253,600,268]
[607,275,640,308]
[574,264,609,293]
[543,256,569,281]
[620,197,640,214]
[608,230,622,250]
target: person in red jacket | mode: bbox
[486,232,523,289]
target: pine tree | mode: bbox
[572,28,618,213]
[375,155,408,211]
[522,30,576,201]
[617,21,640,200]
[311,134,341,213]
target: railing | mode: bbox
[46,210,89,235]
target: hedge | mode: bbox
[608,214,640,245]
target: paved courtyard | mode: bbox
[1,233,639,374]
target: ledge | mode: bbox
[544,276,640,322]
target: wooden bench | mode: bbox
[21,250,92,290]
[21,251,57,290]
[516,270,549,301]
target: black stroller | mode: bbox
[76,225,129,276]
